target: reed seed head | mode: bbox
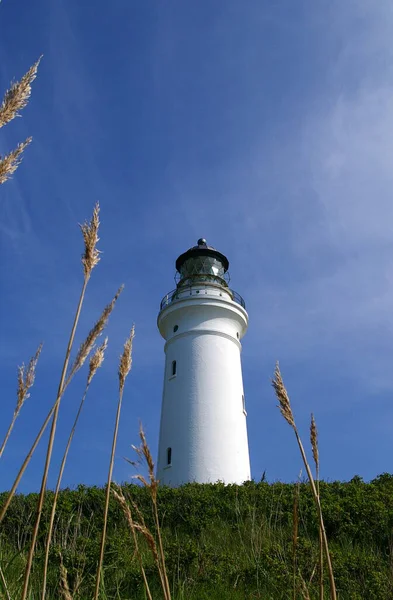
[119,325,135,393]
[68,286,123,381]
[128,425,156,491]
[87,336,108,385]
[112,486,142,533]
[139,424,156,487]
[310,413,319,472]
[0,138,32,184]
[80,203,101,277]
[0,57,41,128]
[129,496,146,525]
[16,343,43,414]
[272,361,295,428]
[112,486,159,561]
[111,486,132,523]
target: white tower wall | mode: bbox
[157,285,251,487]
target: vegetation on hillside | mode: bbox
[1,476,393,599]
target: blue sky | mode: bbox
[1,0,392,492]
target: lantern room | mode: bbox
[175,238,229,288]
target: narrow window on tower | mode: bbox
[167,447,172,466]
[171,360,177,377]
[242,394,247,416]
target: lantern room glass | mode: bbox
[178,255,227,286]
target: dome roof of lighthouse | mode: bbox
[175,239,229,273]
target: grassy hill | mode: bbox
[1,475,393,599]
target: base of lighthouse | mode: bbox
[156,290,251,487]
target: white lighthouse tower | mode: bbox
[156,239,251,487]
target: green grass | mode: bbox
[1,476,393,599]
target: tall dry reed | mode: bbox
[0,57,41,127]
[0,343,42,459]
[139,425,171,599]
[300,574,312,600]
[0,285,122,525]
[0,565,11,600]
[0,138,32,184]
[65,286,123,386]
[0,57,41,184]
[93,326,135,600]
[41,338,108,600]
[311,412,324,600]
[292,478,300,600]
[111,485,153,600]
[272,362,337,600]
[21,203,101,600]
[122,425,172,600]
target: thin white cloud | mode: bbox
[156,2,393,397]
[242,2,393,393]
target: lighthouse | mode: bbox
[156,239,251,487]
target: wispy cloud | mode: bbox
[148,2,393,402]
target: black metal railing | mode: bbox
[160,285,246,311]
[230,289,246,309]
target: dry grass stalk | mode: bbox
[111,486,153,600]
[80,202,100,278]
[310,413,319,476]
[292,479,300,600]
[272,362,337,600]
[0,138,32,184]
[127,425,171,600]
[59,561,73,600]
[0,384,69,523]
[21,204,102,600]
[87,336,107,384]
[299,574,311,600]
[0,311,102,523]
[0,324,108,523]
[66,285,123,384]
[41,339,108,600]
[0,57,41,128]
[16,343,43,411]
[272,363,295,428]
[93,327,135,600]
[0,343,42,459]
[0,404,54,523]
[119,325,135,393]
[138,427,163,553]
[72,571,82,598]
[311,413,324,600]
[0,565,11,600]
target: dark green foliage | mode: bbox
[1,475,393,599]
